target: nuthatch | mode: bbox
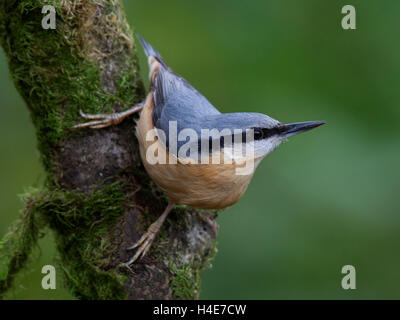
[73,36,325,264]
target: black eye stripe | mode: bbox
[252,127,281,140]
[197,127,282,152]
[262,127,281,139]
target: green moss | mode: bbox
[168,241,217,300]
[0,182,130,299]
[0,0,145,299]
[0,1,147,298]
[35,182,129,299]
[0,188,46,298]
[169,260,200,300]
[0,0,145,184]
[168,237,218,300]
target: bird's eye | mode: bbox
[253,128,264,140]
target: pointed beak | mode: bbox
[279,121,326,137]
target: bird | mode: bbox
[72,36,325,264]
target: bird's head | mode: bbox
[203,112,325,161]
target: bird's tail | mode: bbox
[137,35,170,83]
[137,35,162,60]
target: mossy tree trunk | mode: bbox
[0,0,218,300]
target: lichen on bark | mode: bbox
[0,0,218,300]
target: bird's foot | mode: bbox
[71,103,143,130]
[126,202,175,265]
[71,110,125,129]
[126,223,160,265]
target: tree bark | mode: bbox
[0,0,218,300]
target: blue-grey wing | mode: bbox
[153,66,220,136]
[138,36,221,153]
[138,37,282,160]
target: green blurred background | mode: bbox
[1,0,400,299]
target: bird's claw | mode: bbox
[70,109,123,130]
[126,231,157,265]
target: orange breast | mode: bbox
[135,92,256,210]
